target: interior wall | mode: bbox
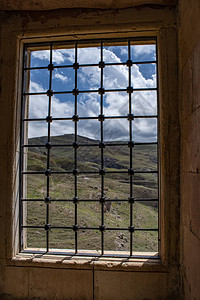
[178,0,200,299]
[0,4,181,300]
[0,0,178,10]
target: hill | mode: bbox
[25,134,158,253]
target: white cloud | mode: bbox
[132,45,156,59]
[53,70,69,83]
[31,45,156,65]
[31,49,74,66]
[31,50,50,63]
[53,49,74,64]
[28,46,157,142]
[120,48,128,56]
[103,48,122,63]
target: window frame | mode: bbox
[4,26,178,273]
[19,36,160,259]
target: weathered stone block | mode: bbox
[181,56,194,119]
[94,270,177,300]
[28,267,93,300]
[193,40,200,110]
[181,225,200,300]
[4,267,29,299]
[181,114,196,173]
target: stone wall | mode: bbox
[0,3,184,299]
[178,0,200,299]
[0,0,178,10]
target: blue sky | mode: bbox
[27,44,157,142]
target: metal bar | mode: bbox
[25,60,157,71]
[156,37,161,257]
[23,87,157,96]
[21,197,158,202]
[22,114,158,122]
[22,141,158,148]
[19,44,27,252]
[74,42,78,254]
[45,44,53,253]
[24,66,49,70]
[128,40,133,257]
[22,170,158,175]
[22,225,158,231]
[100,41,105,255]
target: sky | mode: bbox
[27,43,157,142]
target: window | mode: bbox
[20,37,159,258]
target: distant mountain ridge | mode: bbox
[29,134,100,145]
[28,133,157,173]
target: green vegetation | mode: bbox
[25,134,158,253]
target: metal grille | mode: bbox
[20,37,159,258]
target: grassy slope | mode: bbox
[25,134,158,252]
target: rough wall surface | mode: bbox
[0,5,180,300]
[0,0,177,11]
[178,0,200,299]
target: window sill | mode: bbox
[10,249,168,273]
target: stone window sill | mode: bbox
[10,249,168,273]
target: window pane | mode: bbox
[25,174,46,199]
[78,202,101,227]
[133,144,157,171]
[132,118,157,143]
[130,44,156,62]
[103,43,128,63]
[26,228,46,248]
[132,91,157,116]
[49,229,75,250]
[104,92,129,117]
[104,145,129,170]
[49,202,74,227]
[49,174,74,199]
[26,147,46,172]
[31,50,50,68]
[78,230,100,252]
[78,67,100,91]
[78,93,100,117]
[77,147,101,172]
[27,121,48,142]
[78,175,100,200]
[104,173,130,200]
[28,95,49,119]
[104,65,128,90]
[132,64,156,89]
[50,147,73,172]
[104,230,130,252]
[53,48,75,66]
[104,119,129,141]
[52,94,74,118]
[104,201,129,228]
[29,69,49,92]
[78,119,100,142]
[26,201,46,226]
[78,45,100,64]
[52,68,75,92]
[133,231,158,252]
[51,120,74,137]
[133,201,158,229]
[133,173,158,199]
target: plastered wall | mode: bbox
[0,4,181,300]
[178,0,200,299]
